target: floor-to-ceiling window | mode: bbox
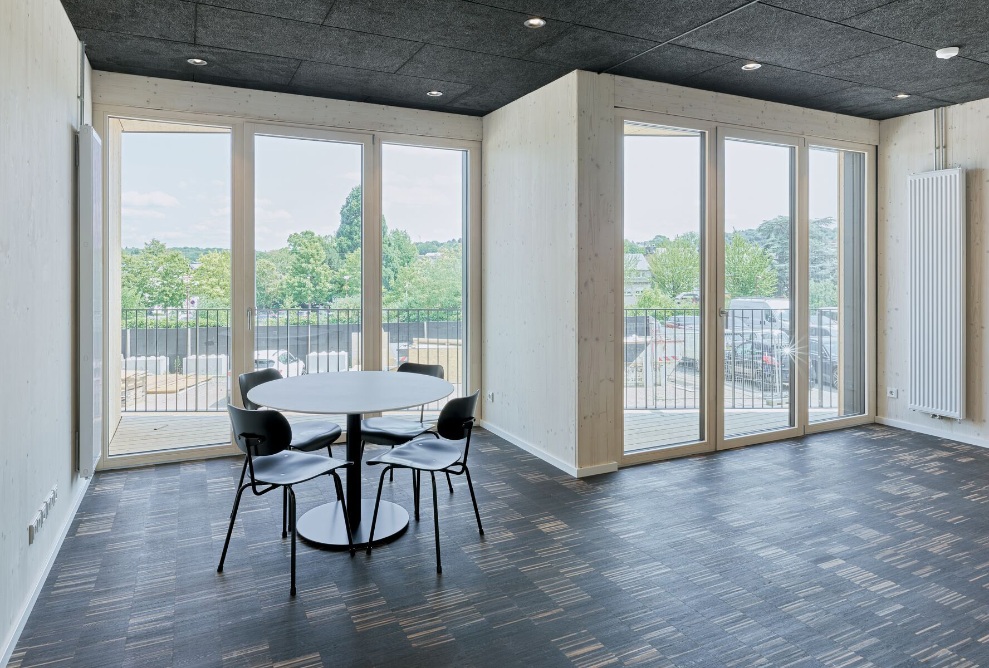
[381,143,468,414]
[622,121,707,453]
[102,113,478,469]
[620,113,874,461]
[110,119,233,457]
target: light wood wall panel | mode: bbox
[481,73,580,471]
[878,99,989,445]
[615,76,879,146]
[0,0,91,660]
[575,72,619,471]
[92,72,482,142]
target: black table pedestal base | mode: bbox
[296,499,409,549]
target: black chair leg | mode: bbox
[445,472,453,494]
[288,486,297,596]
[331,471,355,555]
[414,470,420,522]
[389,445,395,482]
[218,483,249,573]
[232,458,248,518]
[366,467,391,554]
[431,472,442,574]
[282,486,288,538]
[464,466,484,536]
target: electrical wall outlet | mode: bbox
[886,387,898,398]
[486,392,495,403]
[28,484,59,546]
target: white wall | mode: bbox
[481,72,582,473]
[0,0,92,661]
[878,99,989,444]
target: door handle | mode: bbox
[719,308,729,317]
[247,307,254,331]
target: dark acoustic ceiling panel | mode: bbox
[62,0,989,120]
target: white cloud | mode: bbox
[122,207,166,219]
[121,190,180,207]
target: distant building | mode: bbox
[624,253,652,306]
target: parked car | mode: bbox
[254,349,306,377]
[667,314,701,329]
[726,297,789,331]
[809,340,839,388]
[724,339,791,390]
[675,291,700,305]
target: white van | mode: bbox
[726,298,789,331]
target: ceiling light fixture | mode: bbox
[741,62,761,71]
[187,58,208,66]
[893,93,911,99]
[426,90,443,97]
[936,46,960,59]
[524,17,547,28]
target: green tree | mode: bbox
[331,250,362,301]
[383,228,418,293]
[809,279,837,310]
[336,186,364,257]
[121,239,190,308]
[624,239,645,254]
[189,250,231,308]
[725,233,778,298]
[255,256,284,309]
[647,234,700,298]
[385,246,462,311]
[636,287,676,309]
[284,230,333,307]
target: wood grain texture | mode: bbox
[92,72,483,142]
[614,76,880,146]
[0,0,91,660]
[878,99,989,444]
[15,425,989,667]
[481,73,580,470]
[575,72,619,471]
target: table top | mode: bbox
[246,371,454,415]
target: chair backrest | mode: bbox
[239,368,283,410]
[436,390,480,441]
[227,404,292,457]
[397,362,444,379]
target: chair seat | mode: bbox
[251,450,348,485]
[288,417,342,452]
[367,436,463,471]
[361,416,431,445]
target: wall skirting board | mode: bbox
[480,421,619,478]
[876,417,989,450]
[1,475,92,668]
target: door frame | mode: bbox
[716,126,806,450]
[616,112,877,466]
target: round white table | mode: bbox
[247,371,454,548]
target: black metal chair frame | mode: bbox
[365,392,482,574]
[218,406,354,596]
[360,362,451,489]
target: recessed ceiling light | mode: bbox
[426,90,443,97]
[187,58,208,66]
[936,46,960,59]
[893,93,911,99]
[741,62,761,71]
[523,17,547,28]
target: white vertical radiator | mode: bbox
[909,168,966,419]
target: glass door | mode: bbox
[621,120,711,456]
[719,131,802,445]
[108,117,236,460]
[248,126,373,425]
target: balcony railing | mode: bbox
[625,308,843,411]
[120,307,463,413]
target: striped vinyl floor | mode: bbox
[12,424,989,667]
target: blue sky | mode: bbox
[120,127,840,252]
[121,131,465,251]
